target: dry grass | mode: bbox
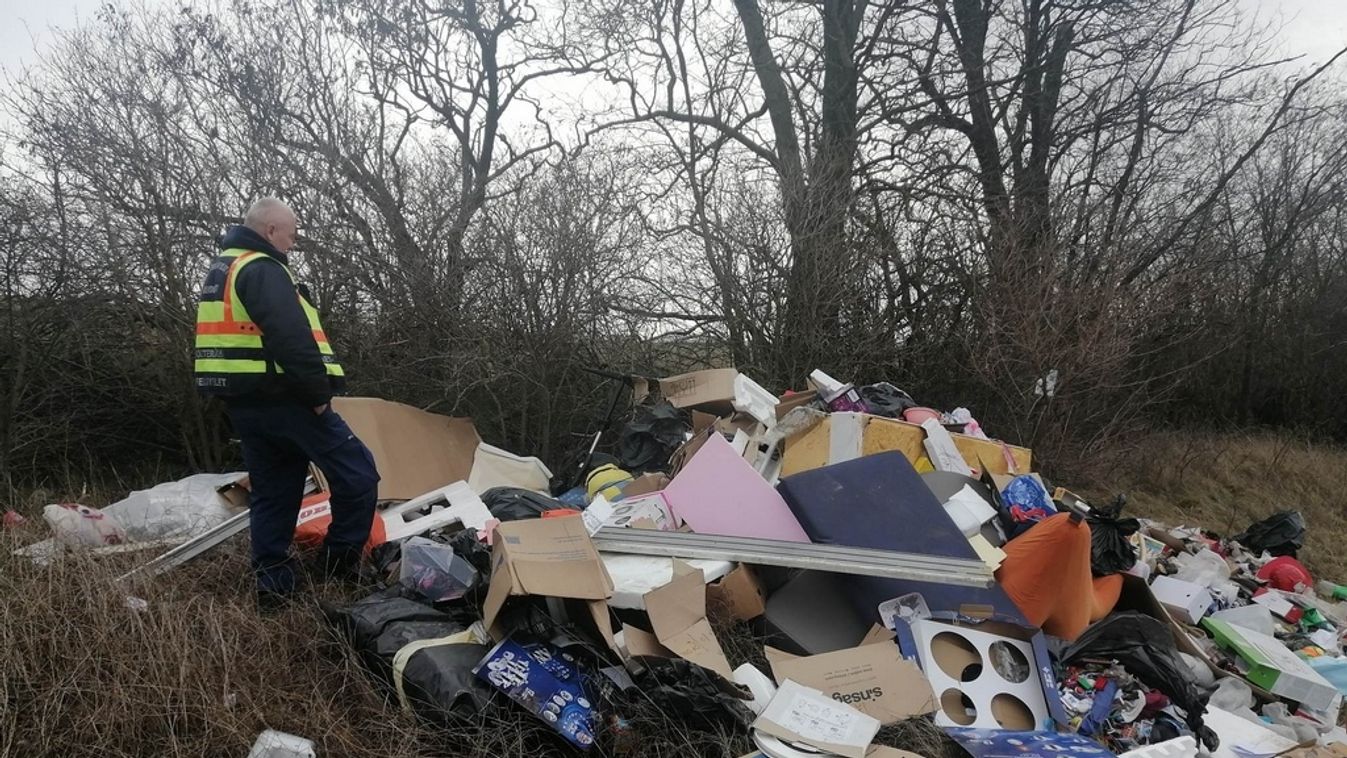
[0,521,953,757]
[1081,429,1347,582]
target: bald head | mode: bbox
[243,197,298,253]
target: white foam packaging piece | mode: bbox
[910,619,1049,731]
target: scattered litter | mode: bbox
[25,372,1347,757]
[247,730,316,758]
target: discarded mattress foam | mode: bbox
[662,432,809,542]
[776,452,1027,623]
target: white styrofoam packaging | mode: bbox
[909,619,1051,732]
[1150,575,1214,625]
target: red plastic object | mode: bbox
[2,510,25,528]
[1257,556,1313,592]
[541,509,583,519]
[293,493,387,554]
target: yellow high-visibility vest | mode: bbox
[194,249,344,392]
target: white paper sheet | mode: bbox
[755,679,880,757]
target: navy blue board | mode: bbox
[775,452,1027,624]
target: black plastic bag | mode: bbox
[481,487,570,522]
[857,383,916,418]
[628,657,754,732]
[1086,495,1140,576]
[321,588,495,721]
[617,401,689,473]
[1062,611,1216,750]
[1232,510,1305,557]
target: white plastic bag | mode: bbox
[43,503,127,546]
[1210,677,1254,711]
[102,473,244,541]
[1173,549,1231,588]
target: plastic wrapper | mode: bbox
[856,383,915,418]
[629,657,754,732]
[321,588,494,720]
[400,536,479,602]
[1062,611,1217,750]
[617,401,689,474]
[1000,476,1057,530]
[1086,496,1140,576]
[43,503,127,546]
[1208,676,1254,712]
[1173,549,1231,587]
[481,487,571,522]
[102,472,243,540]
[474,637,600,749]
[1232,510,1305,558]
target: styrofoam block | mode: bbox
[734,374,780,428]
[1119,736,1197,758]
[381,482,492,541]
[911,619,1049,731]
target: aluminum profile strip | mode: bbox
[592,527,994,588]
[115,509,251,583]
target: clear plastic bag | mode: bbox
[399,536,478,602]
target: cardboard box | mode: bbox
[1150,575,1214,625]
[481,517,613,639]
[1201,617,1338,711]
[775,390,821,420]
[332,397,480,501]
[781,413,1032,478]
[753,679,880,758]
[642,561,734,678]
[606,492,678,531]
[660,368,740,414]
[622,473,670,499]
[706,564,766,622]
[765,634,936,724]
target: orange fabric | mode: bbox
[1091,574,1124,621]
[994,513,1094,641]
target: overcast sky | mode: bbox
[1,0,1344,80]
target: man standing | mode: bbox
[194,197,379,609]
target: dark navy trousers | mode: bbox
[227,402,380,593]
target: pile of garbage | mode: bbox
[19,367,1347,758]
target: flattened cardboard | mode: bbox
[766,640,936,724]
[622,473,670,499]
[661,368,740,414]
[644,561,733,678]
[482,517,613,639]
[706,563,767,622]
[754,679,881,758]
[332,397,481,501]
[775,390,821,420]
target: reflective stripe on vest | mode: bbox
[194,249,345,379]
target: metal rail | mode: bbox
[592,527,994,588]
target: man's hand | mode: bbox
[313,404,328,415]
